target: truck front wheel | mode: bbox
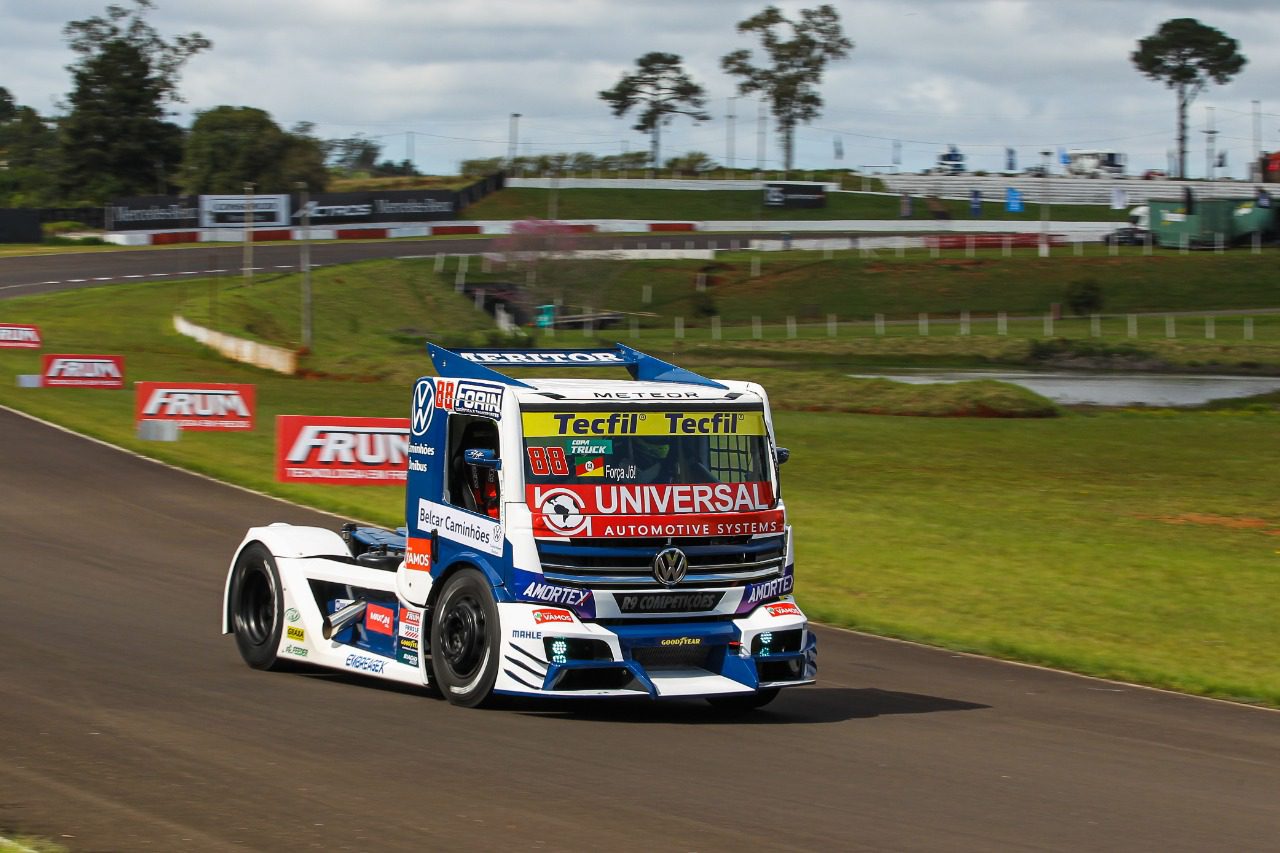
[430,569,499,707]
[229,542,286,671]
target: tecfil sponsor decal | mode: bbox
[276,415,409,485]
[135,382,255,431]
[0,324,41,349]
[522,410,766,437]
[365,603,395,636]
[41,354,124,388]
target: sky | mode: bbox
[2,0,1278,178]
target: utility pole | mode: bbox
[1203,106,1218,182]
[756,97,766,172]
[406,131,414,171]
[296,182,312,350]
[1253,100,1262,178]
[507,113,521,170]
[726,97,736,173]
[243,182,255,286]
[1039,150,1051,257]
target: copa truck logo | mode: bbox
[135,382,255,431]
[41,354,125,388]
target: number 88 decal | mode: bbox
[527,446,569,476]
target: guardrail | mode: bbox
[879,174,1265,206]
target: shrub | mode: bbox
[1065,278,1103,316]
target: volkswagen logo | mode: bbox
[652,547,688,587]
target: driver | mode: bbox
[635,436,675,483]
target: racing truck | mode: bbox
[223,343,816,708]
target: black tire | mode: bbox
[229,542,286,671]
[706,687,781,712]
[430,569,500,707]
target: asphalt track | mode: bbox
[1,406,1278,852]
[0,233,780,299]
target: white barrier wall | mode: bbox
[173,315,297,375]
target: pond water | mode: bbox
[849,370,1280,407]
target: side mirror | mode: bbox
[465,448,502,471]
[775,447,790,465]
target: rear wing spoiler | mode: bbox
[427,343,727,390]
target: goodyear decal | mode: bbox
[522,411,766,437]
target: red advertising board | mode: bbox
[40,354,125,388]
[0,324,41,349]
[276,415,410,485]
[135,382,256,431]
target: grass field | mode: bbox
[463,187,1127,223]
[1,258,1277,706]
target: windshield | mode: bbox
[521,408,772,488]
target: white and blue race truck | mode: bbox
[223,343,816,708]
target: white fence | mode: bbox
[878,174,1262,206]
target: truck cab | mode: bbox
[224,344,816,709]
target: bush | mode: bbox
[1065,278,1103,316]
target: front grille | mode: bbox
[632,644,713,671]
[537,535,785,588]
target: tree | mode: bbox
[1132,18,1245,180]
[59,1,209,200]
[721,4,852,172]
[326,134,381,173]
[599,52,709,168]
[665,151,719,173]
[181,106,326,193]
[0,88,59,205]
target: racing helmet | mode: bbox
[635,435,670,462]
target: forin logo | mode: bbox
[411,379,435,437]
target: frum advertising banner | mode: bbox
[41,354,125,388]
[276,415,410,485]
[135,382,256,431]
[0,323,42,349]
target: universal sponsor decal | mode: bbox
[0,323,41,349]
[365,603,395,636]
[527,482,782,538]
[275,415,409,485]
[135,382,255,431]
[522,410,766,437]
[416,499,503,557]
[41,354,125,388]
[435,379,503,419]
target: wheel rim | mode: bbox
[438,592,488,680]
[237,560,275,645]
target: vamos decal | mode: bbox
[0,324,41,349]
[135,382,255,431]
[527,482,782,538]
[41,354,124,388]
[276,415,409,485]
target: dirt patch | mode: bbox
[1141,512,1280,535]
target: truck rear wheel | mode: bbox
[229,542,286,671]
[430,569,499,707]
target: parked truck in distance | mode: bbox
[223,344,816,709]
